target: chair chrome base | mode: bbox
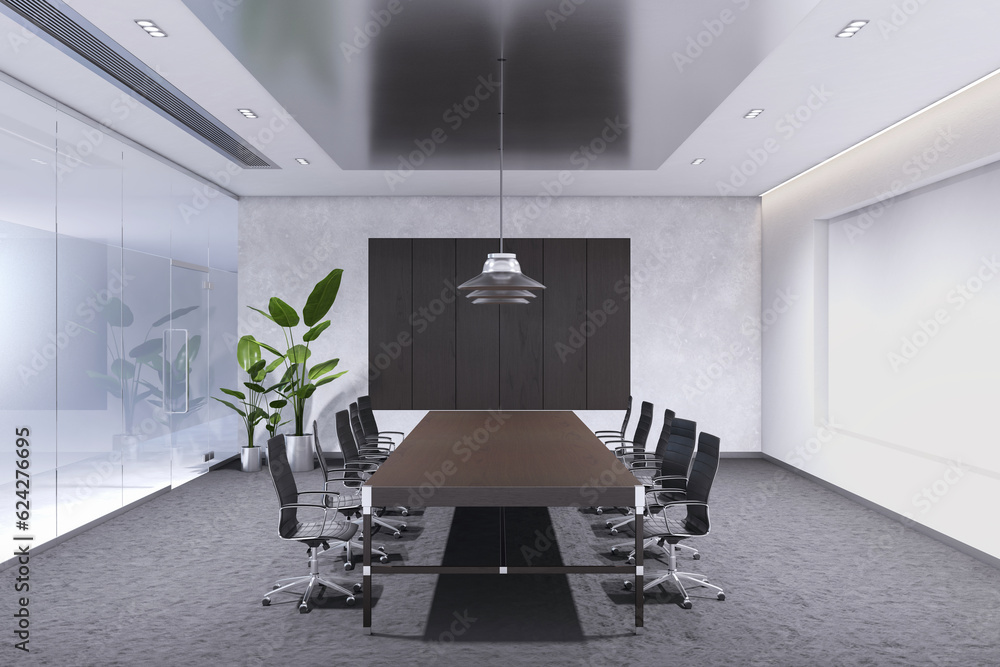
[342,539,389,570]
[611,536,700,561]
[623,541,723,609]
[263,544,362,612]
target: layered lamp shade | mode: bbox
[457,56,545,304]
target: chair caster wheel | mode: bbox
[605,520,613,528]
[272,584,280,590]
[609,528,618,536]
[681,600,692,610]
[380,555,389,563]
[595,508,603,515]
[392,531,401,539]
[611,547,620,556]
[400,508,409,516]
[693,553,701,560]
[262,598,271,606]
[298,603,310,613]
[344,562,354,571]
[623,580,633,591]
[378,545,386,551]
[353,583,363,593]
[345,596,356,606]
[717,593,726,601]
[399,524,407,531]
[626,557,635,566]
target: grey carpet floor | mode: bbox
[10,458,1000,666]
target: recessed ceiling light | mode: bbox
[744,109,763,119]
[691,158,705,165]
[135,20,166,37]
[30,158,47,165]
[238,108,258,119]
[836,20,868,37]
[295,158,310,165]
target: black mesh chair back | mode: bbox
[266,435,303,540]
[312,420,330,478]
[684,432,720,535]
[349,402,369,449]
[649,409,676,460]
[336,409,360,462]
[618,395,633,438]
[658,417,696,478]
[632,401,654,450]
[357,394,379,438]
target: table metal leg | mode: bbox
[634,505,644,632]
[363,504,372,633]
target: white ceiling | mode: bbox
[2,0,999,198]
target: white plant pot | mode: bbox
[241,445,262,473]
[285,434,315,472]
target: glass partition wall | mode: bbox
[0,79,238,555]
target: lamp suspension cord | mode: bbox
[498,55,504,254]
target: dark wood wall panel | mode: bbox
[543,238,587,409]
[368,238,413,409]
[499,238,544,410]
[456,238,500,409]
[371,238,628,411]
[411,239,457,409]
[587,239,630,409]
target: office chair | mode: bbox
[595,400,653,515]
[350,402,395,458]
[338,409,410,520]
[357,394,405,446]
[622,432,725,609]
[611,418,703,559]
[314,420,406,539]
[594,395,632,441]
[262,434,363,612]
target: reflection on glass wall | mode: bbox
[0,78,238,555]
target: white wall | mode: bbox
[762,70,1000,559]
[239,195,761,452]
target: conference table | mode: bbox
[360,410,645,633]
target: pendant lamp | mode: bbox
[458,57,545,304]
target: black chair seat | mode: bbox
[288,518,358,543]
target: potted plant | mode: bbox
[212,335,285,472]
[250,268,347,471]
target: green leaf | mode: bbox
[278,364,298,387]
[187,335,202,364]
[212,397,246,417]
[303,269,342,327]
[151,305,198,328]
[257,341,284,358]
[313,370,348,387]
[220,387,246,400]
[111,358,136,380]
[247,407,268,424]
[268,297,299,328]
[302,320,331,342]
[264,356,285,373]
[308,358,339,380]
[269,399,287,409]
[248,359,268,381]
[105,297,134,328]
[244,382,266,394]
[139,380,163,399]
[237,335,262,372]
[286,345,311,365]
[86,371,123,399]
[248,306,275,324]
[129,338,163,360]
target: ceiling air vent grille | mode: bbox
[0,0,276,169]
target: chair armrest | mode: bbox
[377,430,405,437]
[359,446,392,455]
[628,457,662,470]
[594,429,622,435]
[652,475,686,484]
[343,461,380,471]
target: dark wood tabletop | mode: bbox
[365,410,640,507]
